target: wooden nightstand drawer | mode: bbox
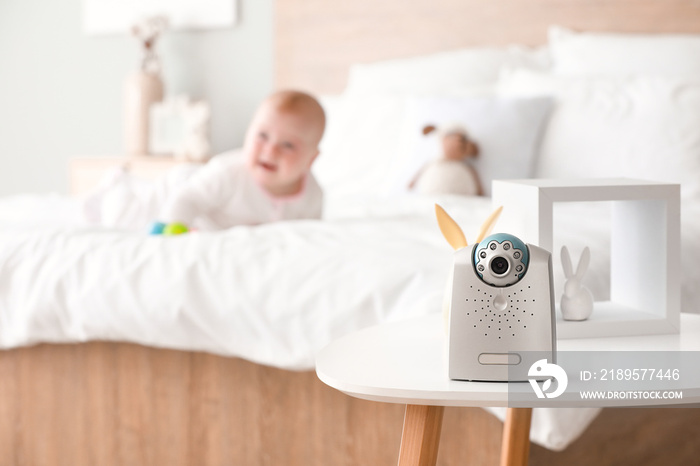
[69,156,197,195]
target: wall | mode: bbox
[0,0,273,196]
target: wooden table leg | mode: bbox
[397,404,445,466]
[500,407,532,466]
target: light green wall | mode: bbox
[0,0,273,195]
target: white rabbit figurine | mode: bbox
[560,245,594,321]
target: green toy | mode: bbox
[163,222,189,235]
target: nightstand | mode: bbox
[69,156,199,195]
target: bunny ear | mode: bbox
[435,204,468,250]
[475,206,503,244]
[576,247,590,279]
[561,246,573,278]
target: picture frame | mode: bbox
[83,0,237,34]
[149,95,211,162]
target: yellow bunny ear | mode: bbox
[475,205,504,244]
[435,204,468,250]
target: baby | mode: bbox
[82,90,325,234]
[153,90,325,233]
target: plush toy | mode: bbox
[409,123,483,196]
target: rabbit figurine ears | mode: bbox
[435,205,503,250]
[560,245,594,321]
[561,245,589,281]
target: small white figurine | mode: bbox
[560,245,594,321]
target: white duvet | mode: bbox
[0,193,483,368]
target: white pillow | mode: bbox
[313,94,407,199]
[549,25,700,78]
[388,95,553,196]
[498,68,700,199]
[318,94,344,121]
[345,46,550,96]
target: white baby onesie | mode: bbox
[160,151,323,229]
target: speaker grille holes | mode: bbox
[464,285,537,339]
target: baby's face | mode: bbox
[244,103,321,196]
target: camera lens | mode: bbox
[490,256,509,276]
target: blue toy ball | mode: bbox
[149,222,166,235]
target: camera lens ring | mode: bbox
[489,256,510,276]
[473,233,530,287]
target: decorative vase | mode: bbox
[124,71,164,156]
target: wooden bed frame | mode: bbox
[4,341,700,465]
[4,1,700,464]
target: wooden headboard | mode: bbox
[275,0,700,94]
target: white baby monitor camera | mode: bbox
[435,205,556,382]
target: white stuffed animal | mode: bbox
[409,123,483,196]
[560,245,594,321]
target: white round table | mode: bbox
[316,313,700,466]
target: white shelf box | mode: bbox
[492,178,680,339]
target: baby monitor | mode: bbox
[435,206,556,382]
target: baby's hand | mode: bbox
[149,221,189,235]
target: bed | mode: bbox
[3,0,700,464]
